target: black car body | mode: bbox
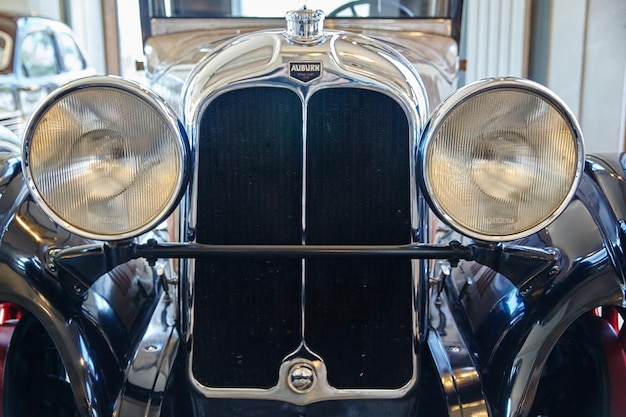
[0,1,624,417]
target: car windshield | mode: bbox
[149,0,454,18]
[0,31,12,72]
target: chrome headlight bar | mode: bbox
[22,76,190,241]
[419,77,585,242]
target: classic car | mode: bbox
[0,0,624,417]
[0,12,96,136]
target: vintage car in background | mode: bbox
[0,12,95,137]
[0,0,625,416]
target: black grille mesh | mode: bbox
[305,89,412,388]
[193,88,302,388]
[192,86,413,390]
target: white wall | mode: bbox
[543,0,626,153]
[463,0,626,153]
[577,0,626,152]
[463,0,530,83]
[116,0,144,80]
[1,0,61,20]
[66,0,106,74]
[543,0,587,119]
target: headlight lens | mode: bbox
[22,76,189,241]
[419,78,584,242]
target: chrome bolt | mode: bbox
[288,363,316,393]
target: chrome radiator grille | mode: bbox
[192,86,413,391]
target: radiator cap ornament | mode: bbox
[284,7,325,44]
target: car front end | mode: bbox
[0,2,625,417]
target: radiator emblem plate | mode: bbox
[289,61,322,83]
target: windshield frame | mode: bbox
[138,0,463,43]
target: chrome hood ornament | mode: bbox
[284,8,325,43]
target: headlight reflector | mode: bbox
[22,76,189,241]
[419,78,584,241]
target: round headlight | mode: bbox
[22,76,189,241]
[419,78,584,242]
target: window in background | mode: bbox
[21,32,59,77]
[56,32,86,72]
[116,0,144,82]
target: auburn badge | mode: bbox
[289,61,323,83]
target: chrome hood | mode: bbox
[181,17,429,132]
[144,15,458,114]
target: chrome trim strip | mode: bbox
[428,275,491,417]
[187,351,417,406]
[114,291,179,417]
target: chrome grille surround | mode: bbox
[179,21,428,405]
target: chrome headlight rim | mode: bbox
[22,75,190,241]
[419,77,585,242]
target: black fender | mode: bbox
[446,154,626,417]
[0,156,161,417]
